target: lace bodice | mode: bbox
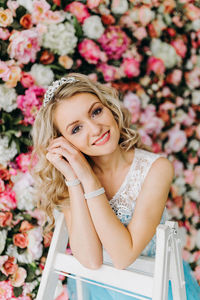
[106,148,170,257]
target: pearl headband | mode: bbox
[43,77,79,107]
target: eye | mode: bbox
[71,125,82,135]
[92,107,103,117]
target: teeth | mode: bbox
[95,132,109,144]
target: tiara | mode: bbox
[43,77,79,107]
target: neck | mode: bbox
[90,146,135,177]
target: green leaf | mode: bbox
[26,264,37,282]
[72,16,83,38]
[13,287,23,297]
[0,271,7,281]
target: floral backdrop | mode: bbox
[0,0,200,299]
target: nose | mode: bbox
[87,120,101,136]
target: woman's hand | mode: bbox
[46,136,95,182]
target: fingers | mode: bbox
[47,137,77,154]
[47,146,70,161]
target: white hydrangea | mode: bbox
[12,171,37,211]
[0,136,18,167]
[192,90,200,105]
[0,230,7,255]
[150,38,178,68]
[16,0,33,12]
[30,64,54,88]
[111,0,128,14]
[173,176,187,195]
[83,16,104,39]
[6,227,43,263]
[42,22,78,56]
[0,84,17,112]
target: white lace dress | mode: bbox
[107,147,170,257]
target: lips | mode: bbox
[93,130,109,145]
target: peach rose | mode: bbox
[13,233,28,248]
[58,55,73,69]
[20,14,33,29]
[5,65,21,88]
[166,69,182,86]
[0,211,12,227]
[10,267,27,287]
[2,256,18,276]
[0,8,13,27]
[19,220,34,232]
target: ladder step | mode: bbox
[54,253,154,297]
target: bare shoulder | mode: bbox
[148,156,174,184]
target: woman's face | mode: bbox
[53,92,120,157]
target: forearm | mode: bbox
[68,183,103,269]
[82,177,134,269]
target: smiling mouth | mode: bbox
[93,130,110,145]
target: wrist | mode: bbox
[81,176,102,193]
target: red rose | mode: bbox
[13,233,28,248]
[20,14,33,29]
[0,211,12,227]
[40,50,55,65]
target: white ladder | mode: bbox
[36,212,187,300]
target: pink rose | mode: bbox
[78,39,107,64]
[123,92,141,123]
[64,2,90,24]
[10,267,27,287]
[0,187,17,211]
[0,179,5,193]
[97,63,118,82]
[0,211,12,227]
[194,166,200,188]
[0,28,10,40]
[171,39,187,58]
[172,159,184,176]
[194,265,200,281]
[164,125,187,154]
[138,129,153,146]
[166,69,182,86]
[20,72,35,88]
[13,233,28,249]
[122,58,140,78]
[55,285,69,300]
[15,152,33,172]
[133,27,147,40]
[185,4,200,21]
[8,29,40,64]
[0,61,11,81]
[147,57,165,75]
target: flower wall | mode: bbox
[0,0,200,298]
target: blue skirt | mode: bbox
[67,260,200,300]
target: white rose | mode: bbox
[27,227,43,261]
[0,230,7,254]
[30,64,54,88]
[188,139,200,151]
[12,171,37,211]
[42,22,77,56]
[192,90,200,105]
[83,16,104,39]
[186,189,200,202]
[150,38,178,68]
[111,0,128,14]
[0,84,17,112]
[0,136,18,167]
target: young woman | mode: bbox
[31,73,200,299]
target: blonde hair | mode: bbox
[30,72,151,232]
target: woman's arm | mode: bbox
[61,183,103,269]
[81,157,174,269]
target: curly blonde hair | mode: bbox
[30,72,151,232]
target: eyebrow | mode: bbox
[66,101,100,130]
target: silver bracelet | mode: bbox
[65,178,81,187]
[84,187,105,200]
